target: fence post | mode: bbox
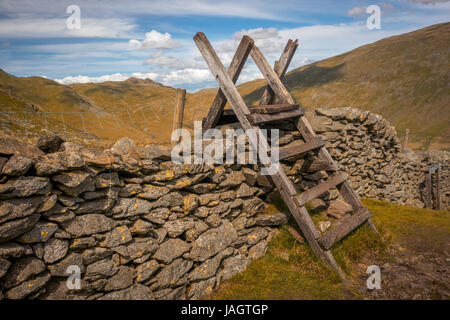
[172,88,186,143]
[435,166,441,210]
[402,128,409,151]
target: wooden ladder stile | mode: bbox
[194,32,378,280]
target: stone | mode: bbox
[69,237,97,251]
[2,256,46,289]
[1,214,40,243]
[81,247,114,265]
[188,183,215,194]
[74,198,115,215]
[100,226,133,248]
[61,214,115,237]
[84,258,118,282]
[243,227,269,246]
[0,137,44,159]
[153,238,191,264]
[126,239,159,262]
[236,183,259,198]
[110,138,136,155]
[164,219,194,238]
[118,184,143,197]
[1,176,51,198]
[142,207,170,224]
[130,219,154,236]
[104,266,135,292]
[5,272,50,300]
[43,238,68,263]
[111,198,153,219]
[53,171,95,197]
[0,196,44,224]
[188,247,233,282]
[254,211,289,226]
[216,255,249,284]
[136,260,160,283]
[242,197,265,217]
[1,155,34,176]
[318,221,331,233]
[327,199,353,218]
[48,252,85,277]
[248,240,269,260]
[151,192,184,208]
[150,258,193,290]
[0,242,33,259]
[36,135,65,153]
[188,277,216,299]
[218,171,245,188]
[95,172,120,189]
[205,214,222,228]
[242,168,258,186]
[190,220,238,262]
[154,286,186,300]
[35,152,85,176]
[98,283,154,300]
[38,194,58,213]
[307,198,327,212]
[183,194,199,214]
[0,257,11,278]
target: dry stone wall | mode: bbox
[0,107,448,300]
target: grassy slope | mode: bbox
[212,199,450,299]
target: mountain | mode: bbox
[237,22,450,150]
[0,23,448,149]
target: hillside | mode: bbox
[0,23,448,149]
[0,71,178,145]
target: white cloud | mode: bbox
[346,6,367,18]
[232,27,279,40]
[128,30,182,50]
[159,68,212,85]
[0,17,137,38]
[54,72,159,85]
[143,51,202,69]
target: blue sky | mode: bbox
[0,0,449,91]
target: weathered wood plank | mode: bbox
[425,172,432,209]
[249,103,298,114]
[250,44,296,105]
[194,32,296,197]
[172,88,186,144]
[259,39,298,106]
[297,172,348,206]
[436,167,441,210]
[276,138,325,160]
[318,207,372,250]
[202,36,254,131]
[247,107,304,125]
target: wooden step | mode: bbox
[274,138,325,160]
[296,172,348,206]
[248,104,299,114]
[318,207,372,250]
[247,107,304,125]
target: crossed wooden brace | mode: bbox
[194,32,298,132]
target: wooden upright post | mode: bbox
[436,166,441,210]
[172,88,186,142]
[425,171,432,209]
[402,128,409,151]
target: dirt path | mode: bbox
[357,226,450,300]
